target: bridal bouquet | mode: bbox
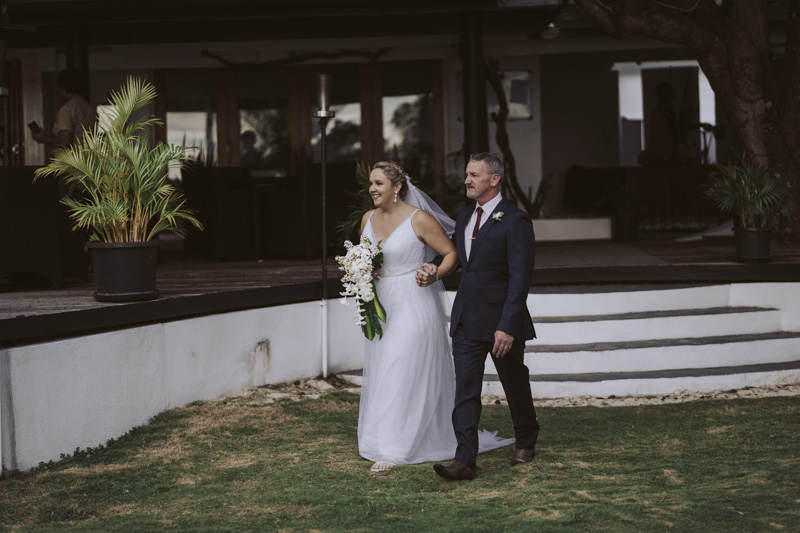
[336,235,387,341]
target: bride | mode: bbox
[357,161,513,472]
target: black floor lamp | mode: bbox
[313,73,335,378]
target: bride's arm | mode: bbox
[412,211,458,282]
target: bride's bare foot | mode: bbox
[370,459,397,472]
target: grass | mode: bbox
[1,389,799,532]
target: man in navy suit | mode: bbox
[416,152,539,480]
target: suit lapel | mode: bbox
[467,198,508,266]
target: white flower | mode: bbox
[492,211,505,222]
[335,234,385,329]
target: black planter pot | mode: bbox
[88,241,160,302]
[733,228,772,263]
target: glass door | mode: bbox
[380,61,440,188]
[308,65,363,165]
[158,69,219,179]
[237,68,290,178]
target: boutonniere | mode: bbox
[492,211,504,222]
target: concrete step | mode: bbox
[483,331,800,375]
[531,306,782,344]
[340,360,800,399]
[338,284,800,400]
[440,284,733,315]
[483,360,800,399]
[523,284,734,318]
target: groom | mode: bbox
[417,152,539,481]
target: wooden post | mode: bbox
[461,11,489,157]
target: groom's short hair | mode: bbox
[469,152,504,179]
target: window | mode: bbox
[162,71,218,179]
[310,66,362,165]
[238,69,289,177]
[381,62,436,186]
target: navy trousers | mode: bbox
[451,325,539,470]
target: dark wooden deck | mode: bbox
[2,238,800,347]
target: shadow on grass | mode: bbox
[1,391,799,532]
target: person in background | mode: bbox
[239,130,265,169]
[32,68,96,148]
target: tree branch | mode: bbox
[573,0,720,48]
[571,0,629,38]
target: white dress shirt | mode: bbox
[465,193,503,259]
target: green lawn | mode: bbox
[1,389,798,532]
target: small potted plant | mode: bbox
[34,76,203,301]
[704,153,793,263]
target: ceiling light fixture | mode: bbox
[540,22,561,40]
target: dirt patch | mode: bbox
[222,377,357,405]
[707,425,733,434]
[662,469,683,484]
[522,508,563,519]
[220,376,800,408]
[489,383,800,408]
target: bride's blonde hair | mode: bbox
[372,161,409,200]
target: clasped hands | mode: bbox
[415,263,438,287]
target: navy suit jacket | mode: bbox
[449,198,536,343]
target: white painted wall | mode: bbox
[729,283,800,331]
[0,300,365,474]
[1,325,169,472]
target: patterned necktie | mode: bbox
[471,207,483,240]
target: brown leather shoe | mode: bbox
[433,460,475,480]
[510,448,535,466]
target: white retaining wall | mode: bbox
[0,301,365,474]
[729,283,800,331]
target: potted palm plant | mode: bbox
[704,153,792,263]
[33,77,203,301]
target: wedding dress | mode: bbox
[358,209,514,464]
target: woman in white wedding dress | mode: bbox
[357,161,513,472]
